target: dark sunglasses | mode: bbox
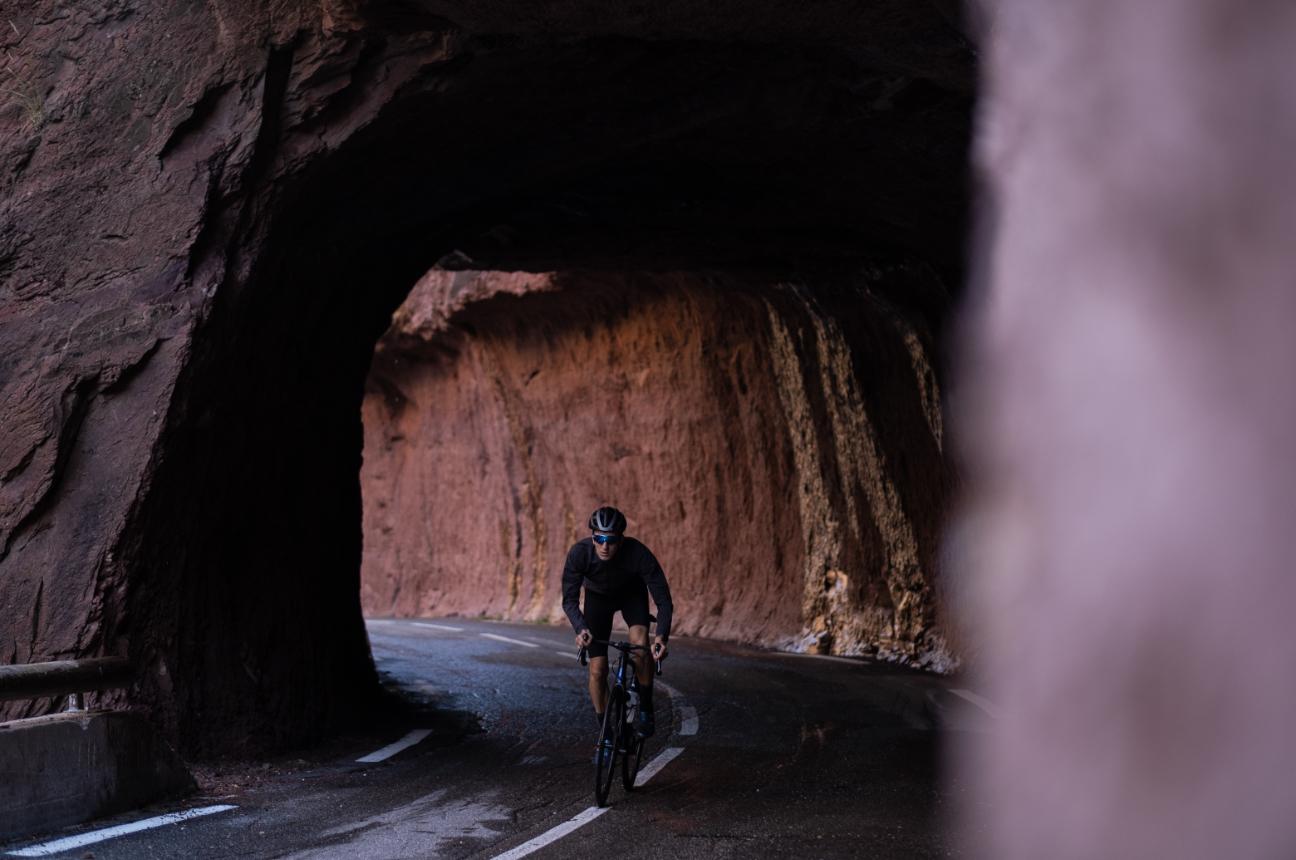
[592,533,623,545]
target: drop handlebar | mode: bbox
[578,640,663,676]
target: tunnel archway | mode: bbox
[359,265,954,656]
[97,9,974,754]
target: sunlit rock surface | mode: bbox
[361,268,956,668]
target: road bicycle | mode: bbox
[579,640,661,807]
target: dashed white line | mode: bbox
[634,745,686,788]
[555,649,579,659]
[7,805,238,857]
[950,688,1000,719]
[488,806,609,860]
[414,621,465,632]
[481,633,540,649]
[488,747,687,860]
[356,728,433,763]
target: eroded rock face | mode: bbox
[361,268,955,667]
[0,0,971,751]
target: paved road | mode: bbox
[3,619,989,858]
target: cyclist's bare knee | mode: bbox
[627,625,650,677]
[588,656,608,681]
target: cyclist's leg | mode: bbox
[621,585,655,735]
[583,589,615,721]
[627,623,650,685]
[621,583,653,688]
[588,655,609,719]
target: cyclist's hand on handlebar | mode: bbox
[576,629,593,649]
[651,636,668,660]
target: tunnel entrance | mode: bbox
[360,266,954,664]
[101,9,974,754]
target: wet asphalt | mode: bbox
[2,618,990,859]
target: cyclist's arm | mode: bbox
[639,550,674,643]
[561,545,588,635]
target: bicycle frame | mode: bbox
[578,641,661,709]
[580,639,662,806]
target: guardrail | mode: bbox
[0,657,194,842]
[0,657,131,711]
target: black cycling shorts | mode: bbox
[582,585,651,658]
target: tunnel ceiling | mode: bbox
[0,0,975,753]
[275,2,975,278]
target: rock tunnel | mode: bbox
[0,1,973,754]
[10,1,1296,855]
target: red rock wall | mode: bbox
[361,268,956,667]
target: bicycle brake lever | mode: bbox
[655,659,662,677]
[579,647,588,666]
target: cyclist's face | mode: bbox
[592,531,622,561]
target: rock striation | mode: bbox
[361,267,956,667]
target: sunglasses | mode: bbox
[592,533,623,545]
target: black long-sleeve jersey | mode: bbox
[561,536,674,640]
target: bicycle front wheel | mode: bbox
[594,695,622,807]
[622,732,644,791]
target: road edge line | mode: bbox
[7,805,238,857]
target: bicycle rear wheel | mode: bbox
[594,694,622,807]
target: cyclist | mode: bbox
[563,506,673,739]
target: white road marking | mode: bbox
[480,633,539,649]
[555,650,579,659]
[356,728,433,763]
[768,650,868,666]
[657,682,699,737]
[487,806,609,860]
[486,748,687,859]
[7,805,237,857]
[414,622,465,632]
[634,746,686,787]
[951,688,1000,719]
[677,705,699,736]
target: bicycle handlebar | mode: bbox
[578,640,663,676]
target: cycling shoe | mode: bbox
[635,710,655,739]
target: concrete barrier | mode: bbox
[0,711,195,841]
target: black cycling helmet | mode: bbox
[588,506,627,533]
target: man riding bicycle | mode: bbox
[563,506,673,739]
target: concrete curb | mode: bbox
[0,711,195,841]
